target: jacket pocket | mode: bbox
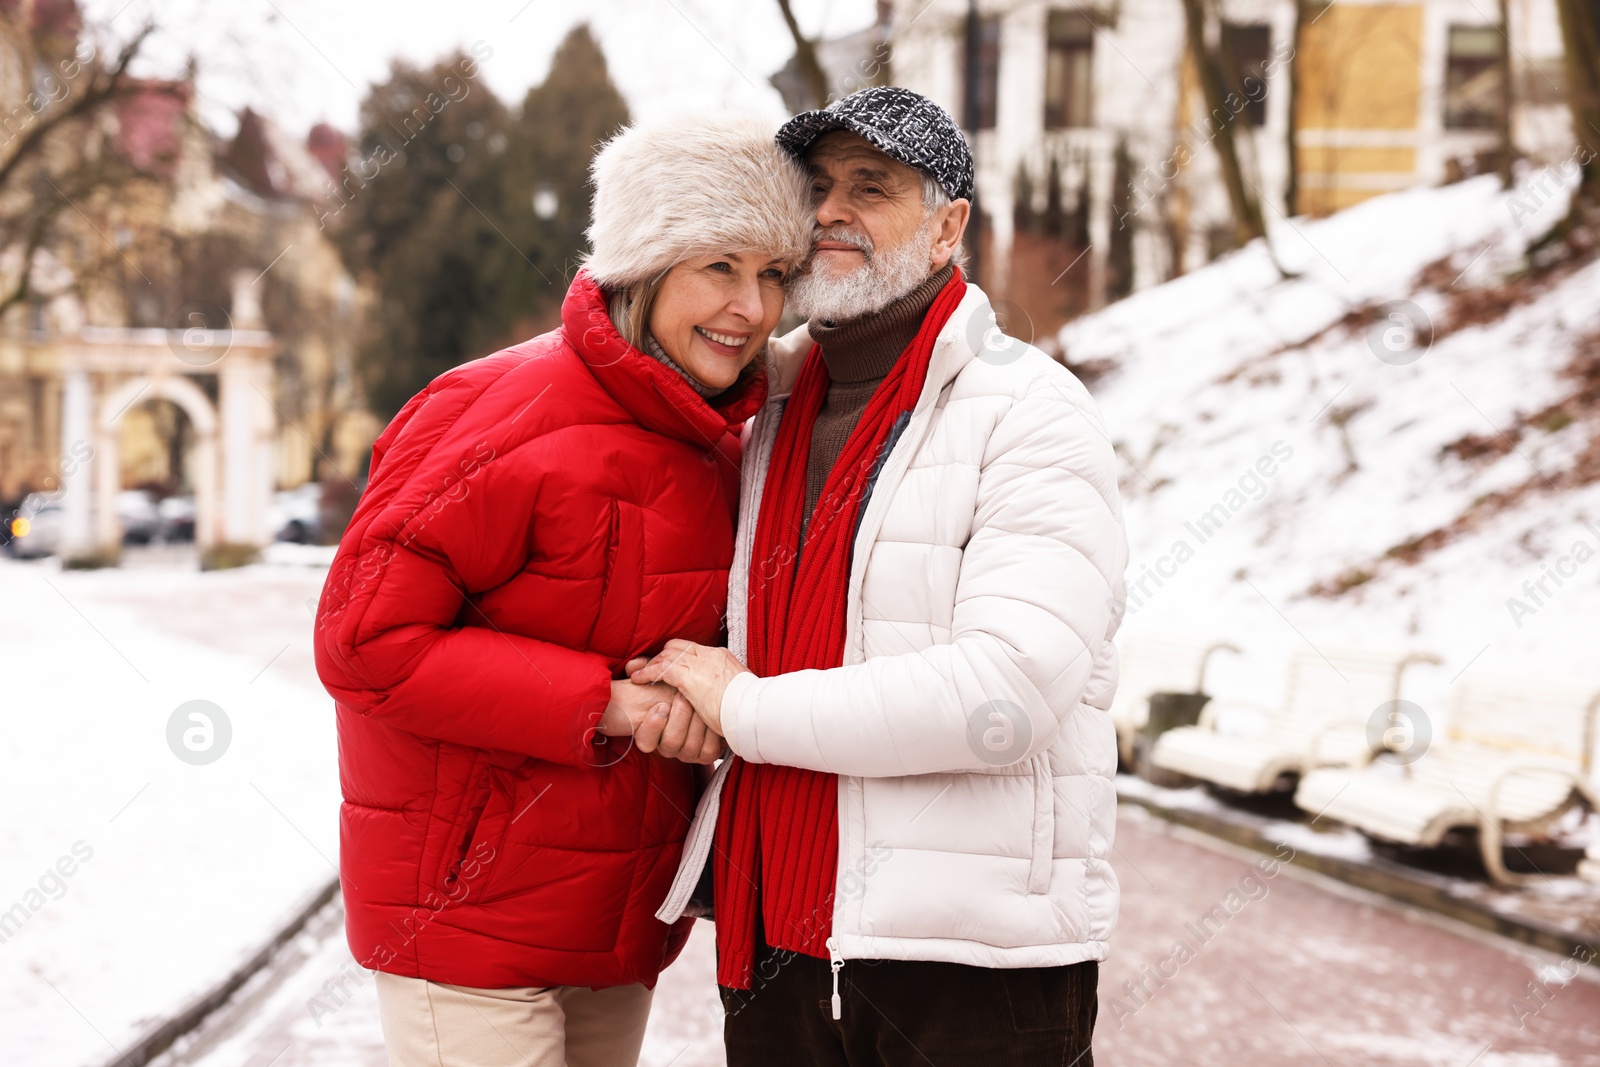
[436,767,511,903]
[1027,757,1053,895]
[588,500,645,660]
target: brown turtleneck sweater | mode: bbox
[800,264,953,539]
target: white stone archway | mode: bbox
[54,277,278,558]
[95,376,219,550]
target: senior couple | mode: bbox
[316,86,1127,1067]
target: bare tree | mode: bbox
[1553,0,1600,212]
[1496,0,1514,189]
[1285,0,1307,216]
[774,0,830,112]
[0,19,174,317]
[1180,0,1268,247]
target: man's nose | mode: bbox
[815,186,854,228]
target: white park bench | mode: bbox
[1109,635,1240,767]
[1295,672,1600,885]
[1148,646,1441,794]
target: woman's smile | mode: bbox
[694,325,751,356]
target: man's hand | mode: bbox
[628,640,750,737]
[601,679,724,765]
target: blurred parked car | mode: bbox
[157,495,196,543]
[117,489,161,545]
[9,493,66,559]
[269,482,322,543]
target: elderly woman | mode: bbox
[313,113,812,1067]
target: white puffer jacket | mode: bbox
[658,281,1128,971]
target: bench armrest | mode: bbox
[1480,759,1596,886]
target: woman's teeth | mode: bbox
[696,327,746,348]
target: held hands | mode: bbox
[628,640,751,740]
[598,640,751,765]
[599,678,724,765]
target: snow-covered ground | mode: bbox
[1067,171,1600,717]
[153,905,726,1067]
[0,550,727,1067]
[0,556,336,1067]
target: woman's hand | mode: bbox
[602,679,725,765]
[600,679,673,738]
[627,641,749,737]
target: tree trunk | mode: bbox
[1496,0,1515,189]
[1180,0,1268,247]
[1553,0,1600,211]
[1286,0,1305,216]
[963,0,984,284]
[775,0,830,112]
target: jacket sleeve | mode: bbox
[718,373,1127,778]
[314,377,614,767]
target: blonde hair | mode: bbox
[606,271,672,351]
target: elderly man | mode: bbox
[632,86,1128,1065]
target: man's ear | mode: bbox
[929,198,971,270]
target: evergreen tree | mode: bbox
[338,27,629,418]
[493,25,630,341]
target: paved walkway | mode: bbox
[1100,807,1600,1066]
[113,564,1599,1067]
[153,806,1600,1067]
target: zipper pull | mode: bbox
[826,936,844,1020]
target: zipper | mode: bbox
[826,936,844,1020]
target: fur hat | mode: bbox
[584,112,815,290]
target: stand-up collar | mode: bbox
[561,270,767,447]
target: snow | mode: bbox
[1116,775,1376,861]
[0,558,336,1067]
[150,900,727,1067]
[1115,772,1225,813]
[1066,172,1600,729]
[151,900,386,1067]
[258,543,339,568]
[1259,819,1375,863]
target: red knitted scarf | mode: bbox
[714,268,967,989]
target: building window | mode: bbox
[1221,22,1272,128]
[1444,25,1502,129]
[962,15,1002,130]
[1044,11,1095,129]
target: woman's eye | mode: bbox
[762,268,786,281]
[709,261,732,273]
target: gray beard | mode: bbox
[787,215,938,324]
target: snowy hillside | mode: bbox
[1063,172,1600,708]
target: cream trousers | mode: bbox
[374,971,654,1067]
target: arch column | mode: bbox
[94,425,119,551]
[59,368,94,557]
[220,359,274,545]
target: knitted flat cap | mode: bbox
[776,86,975,203]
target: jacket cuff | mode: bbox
[720,671,764,763]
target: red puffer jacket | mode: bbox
[314,271,764,990]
